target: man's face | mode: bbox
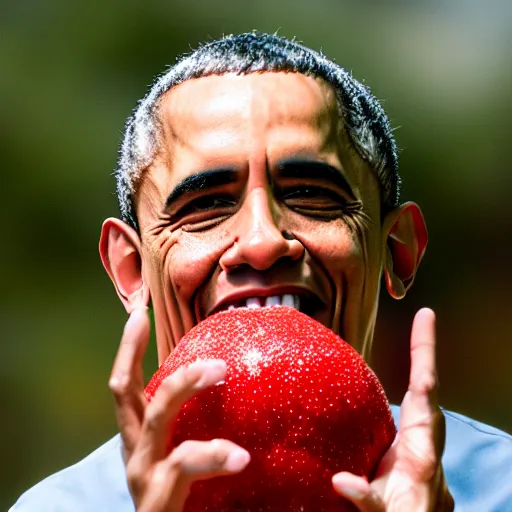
[135,72,386,363]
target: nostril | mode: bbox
[219,226,304,272]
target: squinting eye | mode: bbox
[175,195,237,217]
[282,186,347,209]
[169,194,238,231]
[184,195,236,212]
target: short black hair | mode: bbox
[116,32,400,230]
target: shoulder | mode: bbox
[9,435,134,512]
[392,405,512,512]
[442,409,512,511]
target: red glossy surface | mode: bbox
[146,307,396,511]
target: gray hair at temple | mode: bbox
[115,32,401,231]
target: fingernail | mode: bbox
[225,448,250,472]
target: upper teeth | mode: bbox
[227,294,300,311]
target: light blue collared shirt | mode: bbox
[10,407,512,511]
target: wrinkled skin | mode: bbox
[100,72,453,511]
[137,73,386,360]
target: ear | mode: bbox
[99,218,150,313]
[382,202,428,299]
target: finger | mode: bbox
[168,439,250,511]
[401,308,439,428]
[137,439,250,512]
[399,308,446,477]
[408,308,437,399]
[332,472,385,512]
[170,438,250,479]
[134,359,227,467]
[109,307,151,455]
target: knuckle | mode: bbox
[168,440,194,471]
[209,438,228,455]
[125,461,144,495]
[210,445,229,467]
[416,371,438,394]
[156,372,181,398]
[109,375,130,396]
[152,374,186,409]
[162,366,198,397]
[209,438,224,450]
[181,365,202,388]
[150,462,173,488]
[159,373,181,396]
[144,403,165,430]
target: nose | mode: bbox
[219,187,304,272]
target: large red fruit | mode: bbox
[145,306,396,511]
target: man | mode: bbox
[11,32,512,511]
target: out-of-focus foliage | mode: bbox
[1,0,511,508]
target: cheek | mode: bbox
[163,229,232,300]
[291,217,365,278]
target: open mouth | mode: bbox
[211,292,324,319]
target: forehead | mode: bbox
[156,72,340,168]
[160,71,338,127]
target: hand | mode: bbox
[332,308,454,511]
[108,307,251,512]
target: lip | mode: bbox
[206,285,327,319]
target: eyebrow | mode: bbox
[165,168,239,209]
[276,159,355,197]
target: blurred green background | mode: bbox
[2,0,511,508]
